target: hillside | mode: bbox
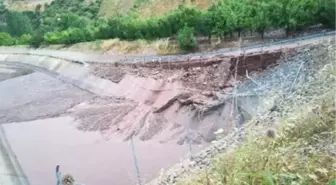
[99,0,216,18]
[0,0,335,53]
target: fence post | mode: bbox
[56,165,61,185]
[130,131,141,185]
[187,121,192,160]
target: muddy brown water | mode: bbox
[2,116,192,185]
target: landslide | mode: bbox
[69,45,294,144]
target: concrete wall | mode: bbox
[0,54,119,97]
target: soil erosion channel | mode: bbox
[0,39,307,185]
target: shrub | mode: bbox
[17,34,32,45]
[177,26,197,51]
[66,28,86,44]
[0,32,15,46]
[58,13,89,30]
[30,28,47,48]
[44,31,66,44]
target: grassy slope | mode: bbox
[4,0,52,11]
[98,0,135,17]
[98,0,216,19]
[43,38,179,55]
[177,41,336,185]
[133,0,216,18]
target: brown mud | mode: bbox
[72,49,290,144]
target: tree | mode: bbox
[225,0,252,38]
[177,26,197,51]
[30,27,46,48]
[250,0,276,40]
[0,0,7,22]
[6,11,33,36]
[316,0,335,28]
[276,0,318,36]
[208,2,229,40]
[0,23,7,32]
[57,12,89,30]
[195,10,212,43]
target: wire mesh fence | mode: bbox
[118,34,334,185]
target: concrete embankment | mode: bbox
[0,54,118,97]
[0,127,30,185]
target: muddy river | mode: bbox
[0,72,194,185]
[3,116,189,185]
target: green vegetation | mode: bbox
[6,11,33,36]
[176,41,336,185]
[180,91,335,185]
[0,32,15,45]
[0,0,335,50]
[177,26,197,51]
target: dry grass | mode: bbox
[176,41,336,185]
[179,91,335,185]
[44,38,180,55]
[135,0,216,18]
[5,0,43,11]
[98,0,135,17]
[98,0,217,18]
[4,0,56,11]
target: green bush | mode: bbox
[30,29,45,48]
[57,13,89,30]
[0,32,15,46]
[44,31,67,44]
[177,26,198,51]
[17,34,32,45]
[66,28,87,44]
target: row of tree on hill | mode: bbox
[0,0,335,50]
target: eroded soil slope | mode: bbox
[68,48,288,144]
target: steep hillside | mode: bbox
[98,0,135,17]
[0,0,335,55]
[3,0,52,11]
